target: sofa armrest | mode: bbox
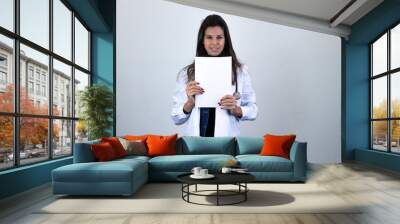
[73,140,100,163]
[289,141,307,181]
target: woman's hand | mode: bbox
[219,95,243,118]
[219,95,237,110]
[185,81,204,103]
[183,81,204,114]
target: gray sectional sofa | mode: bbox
[52,136,307,196]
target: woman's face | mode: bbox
[203,26,225,56]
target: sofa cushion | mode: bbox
[52,159,147,183]
[115,155,150,163]
[147,134,177,157]
[91,142,118,161]
[236,137,263,155]
[148,154,235,172]
[124,135,149,142]
[260,134,296,159]
[236,155,293,172]
[177,136,236,155]
[101,137,127,158]
[118,138,147,156]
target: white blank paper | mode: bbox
[194,57,232,108]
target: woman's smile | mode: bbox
[203,26,225,56]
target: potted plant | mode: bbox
[79,84,113,140]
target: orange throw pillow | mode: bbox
[124,135,149,142]
[101,137,127,158]
[146,134,177,157]
[259,134,296,159]
[91,142,117,161]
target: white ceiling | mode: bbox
[226,0,353,23]
[165,0,384,38]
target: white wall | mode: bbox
[116,0,341,163]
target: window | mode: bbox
[36,83,40,95]
[0,55,7,67]
[0,34,13,113]
[20,0,49,49]
[42,85,46,97]
[0,116,13,170]
[0,0,13,32]
[0,0,91,170]
[53,119,72,158]
[75,18,89,70]
[0,54,7,89]
[53,0,72,60]
[28,81,34,94]
[0,71,6,85]
[371,23,400,154]
[29,67,34,80]
[53,59,71,116]
[35,70,40,81]
[74,69,89,118]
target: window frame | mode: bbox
[370,20,400,154]
[0,0,92,171]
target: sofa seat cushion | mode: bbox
[236,155,293,172]
[53,159,147,183]
[149,154,235,172]
[117,155,150,163]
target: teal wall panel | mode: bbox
[92,32,113,88]
[91,32,114,135]
[355,149,400,172]
[344,44,370,160]
[0,158,72,199]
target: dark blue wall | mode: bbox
[91,0,115,135]
[91,32,114,135]
[344,0,400,171]
[0,0,115,200]
[0,158,72,199]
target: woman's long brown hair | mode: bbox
[185,14,241,85]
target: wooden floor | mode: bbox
[1,162,400,224]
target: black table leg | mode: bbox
[181,183,183,199]
[245,183,247,201]
[187,184,190,202]
[217,184,219,206]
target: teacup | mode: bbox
[191,167,202,176]
[221,167,232,174]
[199,168,208,176]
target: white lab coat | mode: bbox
[171,65,258,136]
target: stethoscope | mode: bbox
[233,78,241,100]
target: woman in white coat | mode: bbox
[171,14,258,137]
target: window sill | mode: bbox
[0,156,72,175]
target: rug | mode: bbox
[37,183,362,214]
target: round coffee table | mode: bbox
[177,173,255,206]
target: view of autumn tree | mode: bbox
[0,84,59,151]
[76,119,87,142]
[373,99,400,143]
